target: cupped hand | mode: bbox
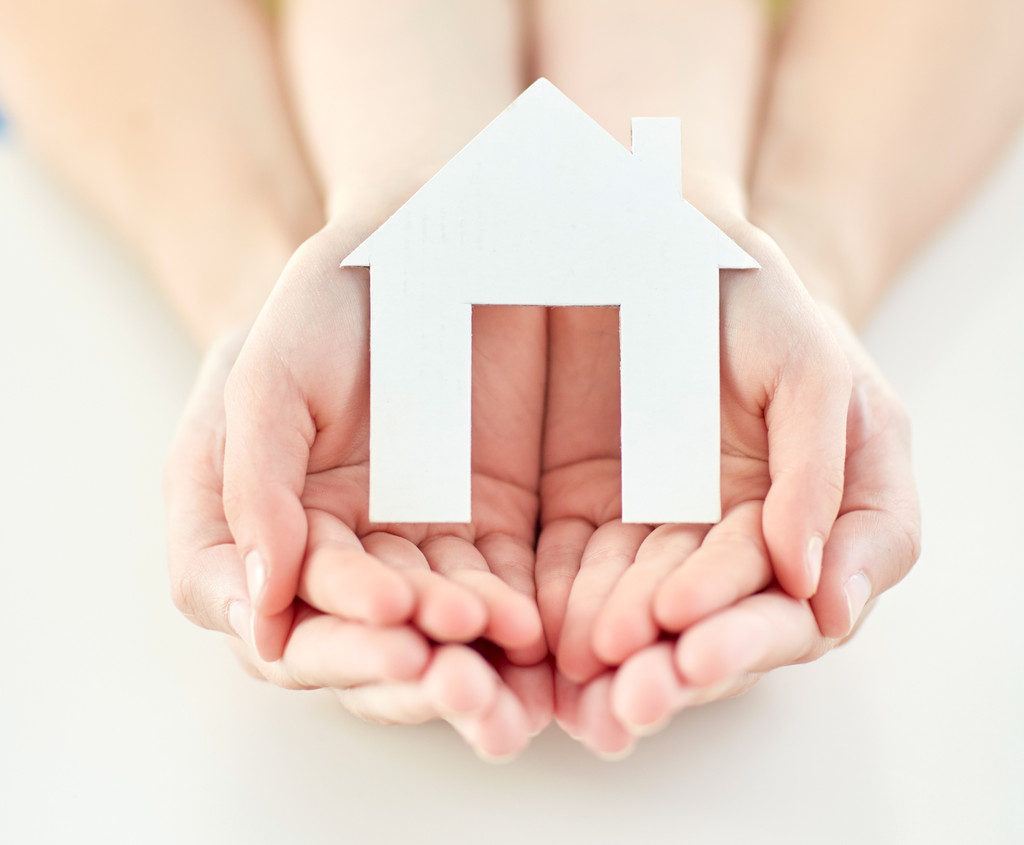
[537,226,851,683]
[220,224,548,667]
[165,313,551,760]
[536,228,920,756]
[165,325,428,697]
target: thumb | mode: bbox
[223,330,313,661]
[165,328,255,645]
[761,332,851,599]
[811,332,921,638]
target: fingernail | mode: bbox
[844,572,872,633]
[806,536,824,594]
[622,715,670,738]
[475,748,521,765]
[555,717,582,741]
[592,743,636,762]
[228,600,254,650]
[245,550,267,609]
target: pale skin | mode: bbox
[3,0,1023,759]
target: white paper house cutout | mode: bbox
[341,78,758,525]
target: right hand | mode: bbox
[166,312,552,759]
[219,223,552,755]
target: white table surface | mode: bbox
[1,125,1022,845]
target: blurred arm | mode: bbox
[279,0,525,234]
[750,0,1024,325]
[0,0,323,346]
[529,0,771,223]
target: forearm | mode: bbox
[280,0,524,238]
[530,0,771,226]
[0,0,323,346]
[749,0,1024,325]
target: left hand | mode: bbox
[166,317,553,761]
[537,226,918,755]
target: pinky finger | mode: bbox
[675,589,827,688]
[334,644,498,726]
[576,673,636,760]
[610,643,691,736]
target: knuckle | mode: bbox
[899,519,923,574]
[220,478,244,525]
[169,567,206,628]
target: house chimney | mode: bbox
[631,118,682,196]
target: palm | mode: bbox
[225,225,551,653]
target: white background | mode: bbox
[1,124,1022,843]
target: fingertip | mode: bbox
[675,620,758,688]
[591,610,657,667]
[485,592,545,653]
[465,690,532,762]
[417,587,488,643]
[252,604,295,663]
[382,628,432,682]
[577,675,635,760]
[505,639,549,667]
[245,550,268,611]
[556,641,607,685]
[553,671,583,739]
[428,646,499,716]
[610,649,681,736]
[228,600,254,651]
[812,509,918,639]
[351,559,417,625]
[762,517,825,601]
[652,579,686,633]
[366,579,416,626]
[612,684,671,738]
[237,492,308,618]
[813,570,872,639]
[806,535,824,597]
[842,571,872,634]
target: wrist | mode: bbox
[322,158,452,247]
[748,189,885,329]
[152,202,320,349]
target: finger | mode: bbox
[300,510,414,625]
[675,589,827,687]
[470,303,547,499]
[421,535,542,651]
[536,518,594,653]
[814,508,919,639]
[475,532,547,664]
[553,670,585,740]
[542,306,621,469]
[610,642,692,736]
[811,364,920,638]
[266,609,431,690]
[498,660,555,738]
[425,644,503,717]
[653,500,773,632]
[362,532,487,642]
[368,644,534,761]
[167,538,248,639]
[576,673,636,760]
[667,672,760,709]
[222,334,312,661]
[591,523,707,665]
[449,684,534,762]
[761,324,851,599]
[556,521,650,683]
[333,643,497,726]
[165,332,248,639]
